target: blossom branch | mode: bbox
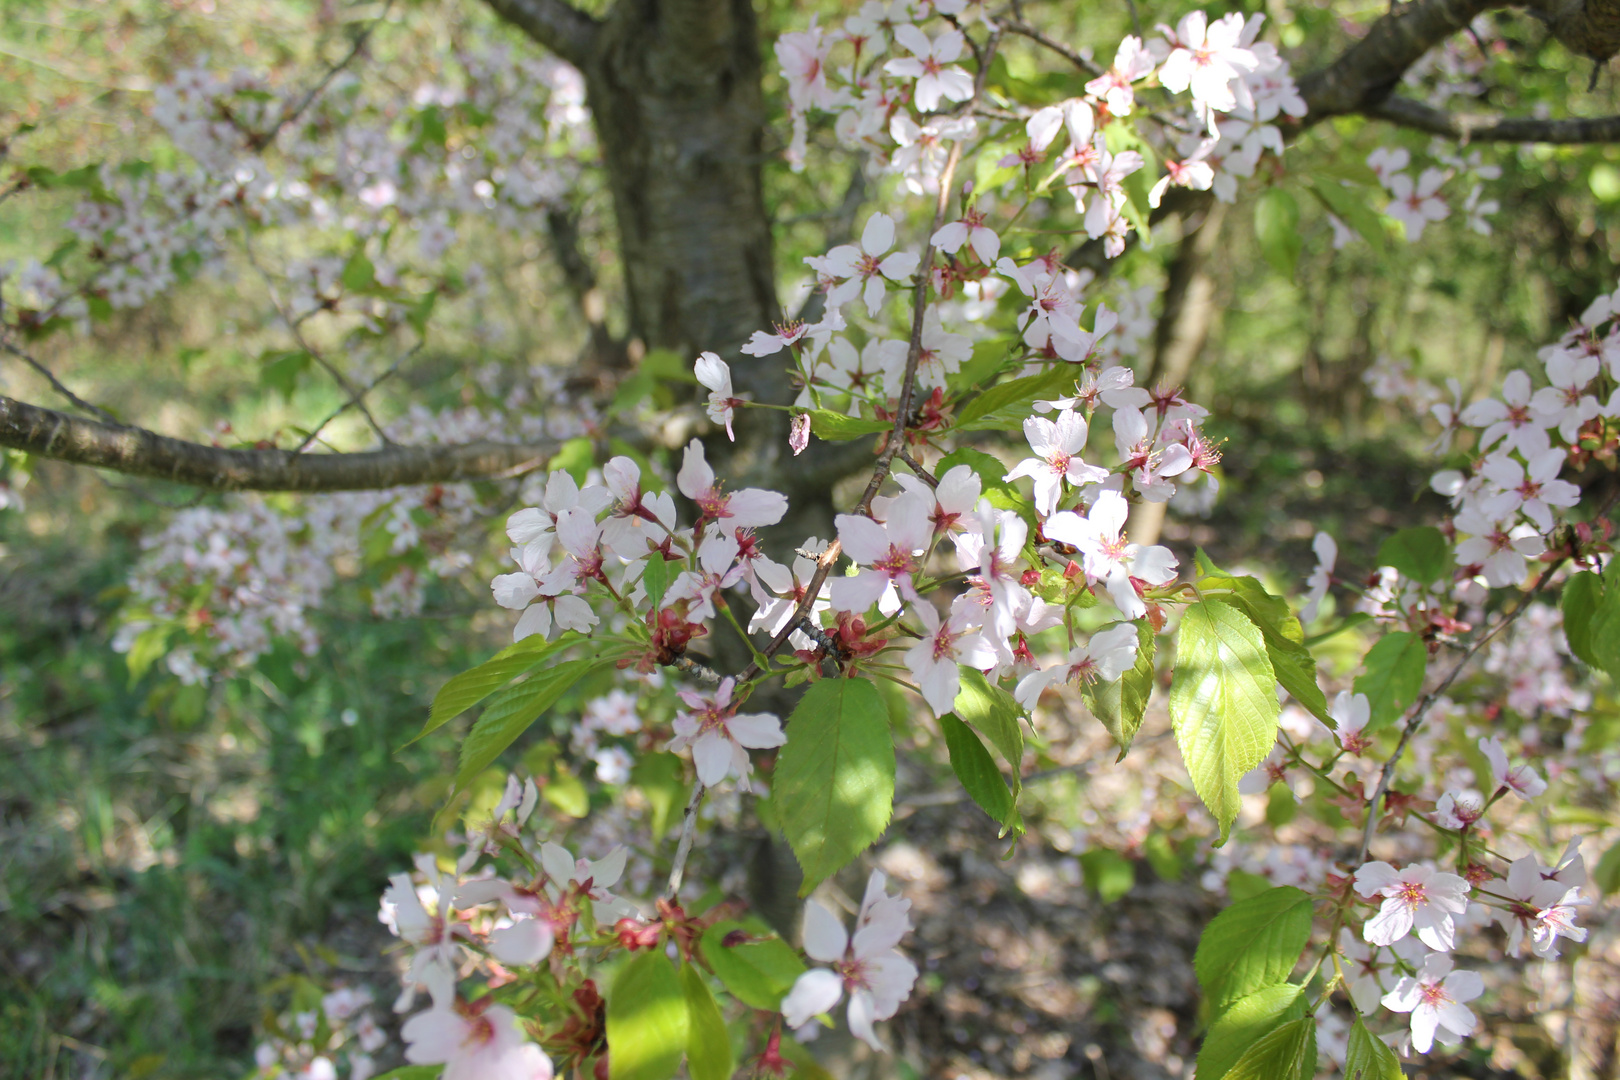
[663,781,706,899]
[0,393,557,491]
[0,337,117,424]
[1367,95,1620,144]
[482,0,601,68]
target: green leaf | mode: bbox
[699,921,807,1010]
[1584,571,1620,681]
[1254,188,1302,278]
[1593,838,1620,895]
[341,251,375,293]
[1302,612,1373,648]
[680,964,734,1080]
[1376,526,1449,584]
[1308,181,1387,253]
[1194,886,1314,1009]
[1345,1014,1403,1078]
[1170,601,1280,844]
[1223,1016,1316,1080]
[644,555,672,612]
[608,952,689,1080]
[1195,983,1305,1080]
[948,667,1025,793]
[938,711,1021,836]
[1562,571,1601,669]
[1078,848,1136,904]
[1081,620,1156,759]
[549,437,596,484]
[807,409,891,440]
[775,677,896,894]
[367,1068,443,1080]
[260,349,311,401]
[1352,632,1427,732]
[124,624,174,683]
[1199,575,1329,727]
[454,657,608,788]
[956,365,1077,431]
[419,634,577,742]
[1143,831,1182,881]
[630,752,688,839]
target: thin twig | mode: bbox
[1356,558,1566,862]
[293,342,421,453]
[997,20,1105,77]
[669,654,723,684]
[663,782,707,898]
[0,338,117,423]
[251,0,397,149]
[898,447,939,488]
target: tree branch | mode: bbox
[1368,94,1620,142]
[482,0,600,67]
[0,394,555,492]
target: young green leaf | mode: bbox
[608,952,690,1080]
[1308,181,1387,253]
[1344,1014,1404,1080]
[807,410,892,440]
[698,920,807,1010]
[1376,526,1449,584]
[938,711,1022,836]
[1199,575,1330,726]
[774,676,896,895]
[454,657,609,788]
[1193,886,1314,1009]
[419,633,577,741]
[679,964,734,1080]
[1561,571,1601,669]
[950,666,1025,790]
[1254,188,1302,277]
[643,555,672,612]
[955,365,1077,430]
[1352,631,1427,732]
[1223,1015,1316,1080]
[1078,847,1136,904]
[1080,619,1156,759]
[1195,983,1305,1080]
[1170,601,1280,844]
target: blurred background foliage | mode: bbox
[4,0,1620,1075]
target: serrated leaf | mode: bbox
[1224,1016,1316,1080]
[775,677,896,894]
[939,711,1021,836]
[1254,188,1302,277]
[1081,620,1156,759]
[644,555,672,612]
[1585,571,1620,681]
[1171,602,1280,844]
[608,952,689,1080]
[956,365,1077,430]
[1563,571,1601,669]
[1195,984,1305,1080]
[1200,575,1330,726]
[1345,1014,1403,1079]
[680,964,734,1080]
[807,409,891,440]
[454,657,608,788]
[1376,526,1449,584]
[1352,632,1427,732]
[699,920,806,1010]
[949,667,1025,792]
[1194,886,1314,1008]
[418,634,578,742]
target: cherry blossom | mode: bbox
[1003,409,1110,516]
[1085,35,1159,115]
[780,870,918,1051]
[402,1001,553,1080]
[751,538,832,637]
[506,470,613,567]
[537,843,637,924]
[906,601,995,715]
[1299,531,1337,624]
[806,212,921,315]
[1380,952,1483,1054]
[667,677,785,789]
[1337,928,1425,1015]
[884,26,974,113]
[1045,490,1179,620]
[1113,407,1194,501]
[1477,736,1547,799]
[1452,508,1542,588]
[1149,139,1216,207]
[1461,370,1554,458]
[831,492,934,615]
[1354,861,1471,951]
[930,207,1000,265]
[775,22,839,113]
[1155,11,1259,126]
[1330,690,1373,754]
[1530,352,1601,442]
[676,439,789,531]
[952,500,1033,659]
[695,352,743,440]
[1013,622,1139,709]
[1385,168,1450,242]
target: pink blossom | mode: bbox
[806,212,920,315]
[884,26,974,113]
[1013,622,1139,709]
[905,602,994,715]
[667,677,785,789]
[1003,408,1109,516]
[1354,861,1471,951]
[1380,952,1482,1054]
[402,1001,553,1080]
[676,439,789,531]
